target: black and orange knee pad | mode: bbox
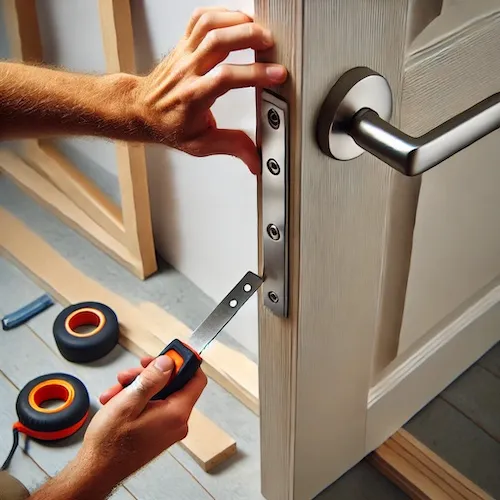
[14,373,90,441]
[53,301,119,363]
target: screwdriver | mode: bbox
[149,271,263,400]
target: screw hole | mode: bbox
[267,224,280,241]
[267,108,280,129]
[268,291,279,303]
[266,158,280,175]
[243,284,252,292]
[229,299,238,308]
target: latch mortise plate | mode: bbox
[260,90,289,318]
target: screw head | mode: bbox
[267,108,280,129]
[266,158,281,175]
[268,291,279,303]
[267,224,280,241]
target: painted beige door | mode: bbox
[255,1,500,499]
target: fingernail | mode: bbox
[266,65,286,82]
[154,355,174,373]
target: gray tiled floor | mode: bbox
[1,175,500,499]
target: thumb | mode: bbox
[116,355,175,416]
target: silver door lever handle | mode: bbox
[316,67,500,176]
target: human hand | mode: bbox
[77,355,207,486]
[133,6,287,174]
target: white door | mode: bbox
[256,1,500,498]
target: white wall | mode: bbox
[2,0,259,356]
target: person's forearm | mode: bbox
[0,61,149,142]
[30,449,117,500]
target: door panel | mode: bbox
[397,3,500,354]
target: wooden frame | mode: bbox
[0,0,156,279]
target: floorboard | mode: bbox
[405,397,500,498]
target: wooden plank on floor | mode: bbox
[441,365,500,442]
[371,429,493,500]
[0,207,237,472]
[405,398,500,498]
[478,342,500,379]
[0,371,48,493]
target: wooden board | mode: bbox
[371,429,493,500]
[0,207,235,472]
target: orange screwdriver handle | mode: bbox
[151,339,202,400]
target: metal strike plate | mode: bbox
[260,90,289,317]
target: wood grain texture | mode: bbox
[139,302,259,415]
[255,1,424,498]
[371,429,493,500]
[398,4,500,355]
[98,0,157,278]
[25,140,126,245]
[0,149,142,276]
[0,208,236,472]
[367,280,500,452]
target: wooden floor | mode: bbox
[1,175,500,499]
